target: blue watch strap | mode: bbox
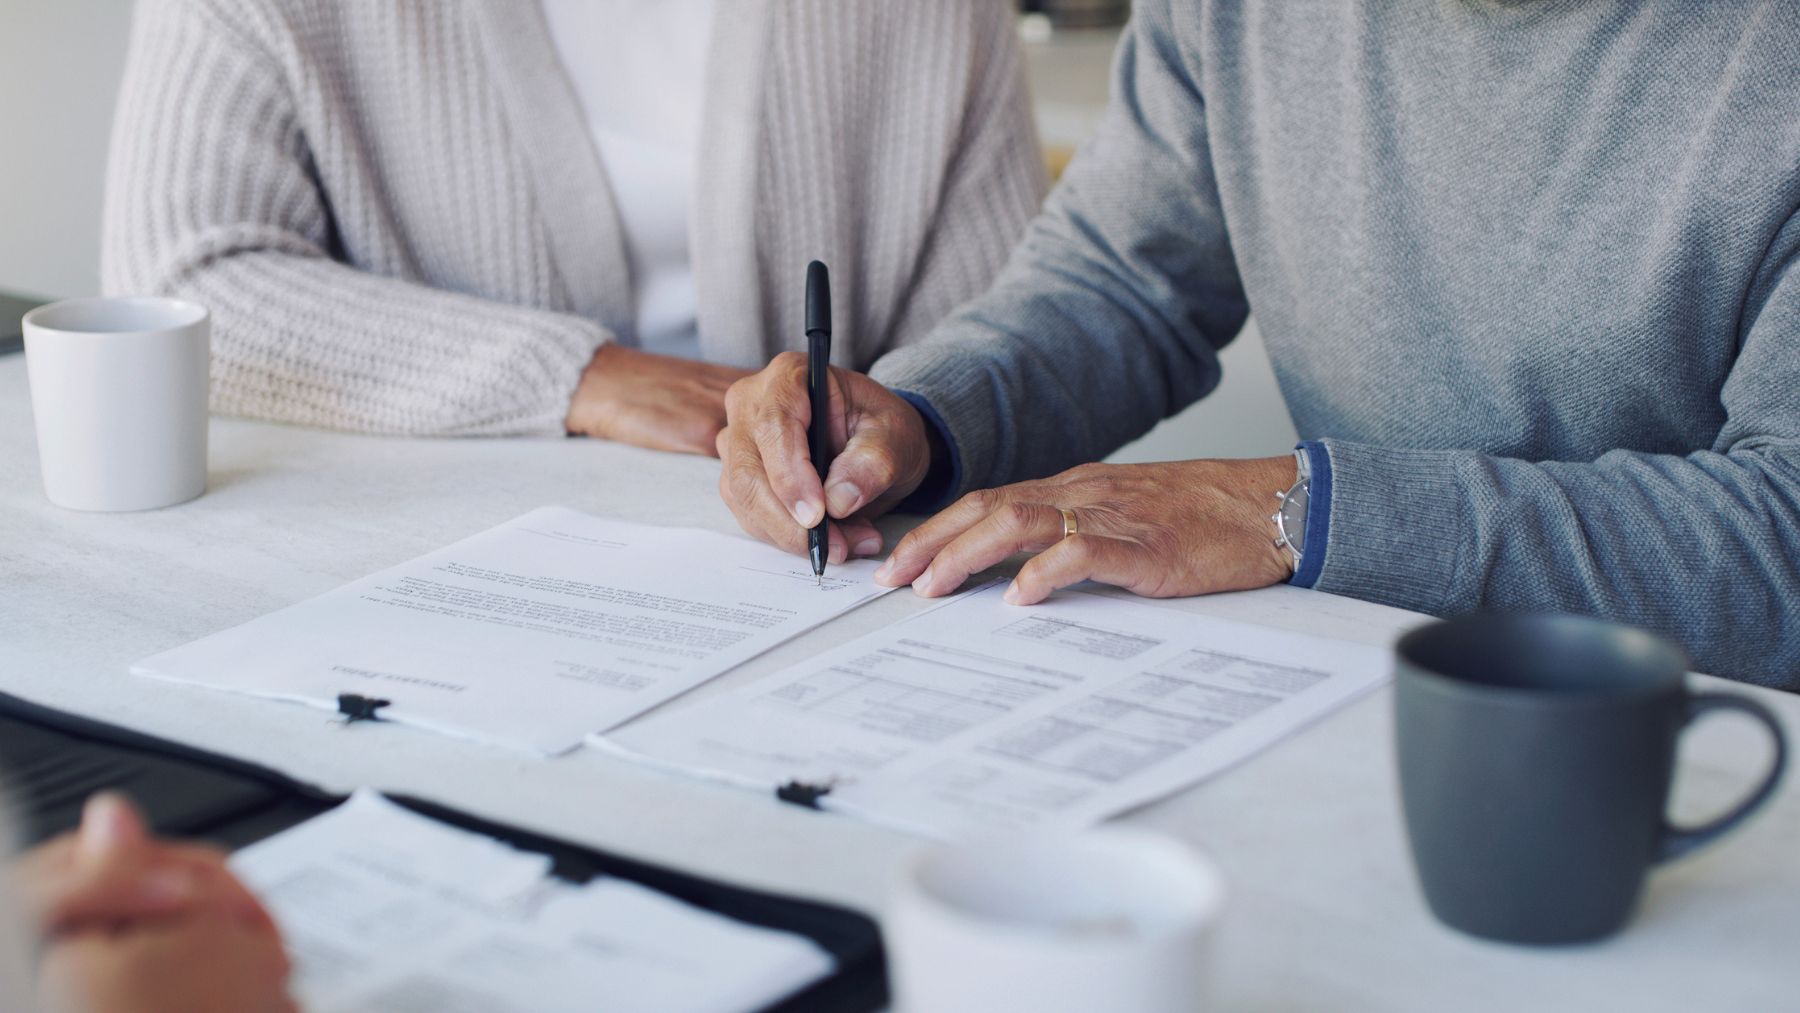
[893,390,962,514]
[1290,440,1332,589]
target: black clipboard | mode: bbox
[0,691,887,1013]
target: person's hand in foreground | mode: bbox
[566,343,754,456]
[873,457,1299,603]
[39,908,297,1013]
[717,351,934,563]
[16,793,295,1013]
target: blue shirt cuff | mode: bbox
[1289,440,1332,589]
[893,390,962,514]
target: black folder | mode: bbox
[0,691,887,1013]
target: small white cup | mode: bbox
[23,297,210,512]
[886,829,1227,1013]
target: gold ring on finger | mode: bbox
[1059,507,1079,540]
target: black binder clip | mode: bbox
[336,694,391,725]
[776,780,835,810]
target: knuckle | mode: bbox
[727,464,763,504]
[723,377,752,412]
[754,405,794,442]
[998,501,1034,532]
[857,443,899,483]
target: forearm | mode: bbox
[1311,440,1800,687]
[871,0,1245,497]
[872,250,1233,498]
[121,246,606,436]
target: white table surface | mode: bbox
[3,356,1795,1011]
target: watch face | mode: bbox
[1279,482,1309,553]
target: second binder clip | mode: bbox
[336,693,392,725]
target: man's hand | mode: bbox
[873,457,1298,603]
[717,352,933,562]
[566,343,752,456]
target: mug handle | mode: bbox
[1657,691,1788,863]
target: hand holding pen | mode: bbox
[713,264,938,569]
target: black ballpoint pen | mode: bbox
[805,261,832,586]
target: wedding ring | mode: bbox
[1059,507,1079,540]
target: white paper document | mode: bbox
[134,507,891,753]
[231,791,834,1013]
[597,583,1390,839]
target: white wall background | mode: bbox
[0,4,1296,461]
[0,0,131,301]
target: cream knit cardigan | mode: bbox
[102,0,1047,435]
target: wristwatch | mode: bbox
[1272,449,1310,575]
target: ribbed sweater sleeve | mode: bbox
[100,0,606,436]
[870,2,1246,489]
[1313,231,1800,687]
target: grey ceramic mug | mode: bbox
[1394,613,1787,945]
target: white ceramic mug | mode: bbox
[886,828,1227,1013]
[23,297,210,512]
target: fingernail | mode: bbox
[853,537,881,557]
[791,500,822,527]
[826,481,862,517]
[873,559,897,583]
[139,867,197,905]
[1004,580,1022,604]
[78,794,139,860]
[912,567,935,594]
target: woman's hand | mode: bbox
[874,457,1299,603]
[565,343,753,456]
